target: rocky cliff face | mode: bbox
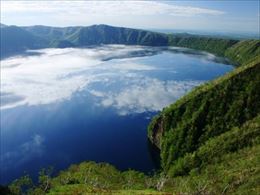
[148,116,164,149]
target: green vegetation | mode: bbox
[163,142,260,195]
[225,40,260,64]
[5,162,159,195]
[146,39,260,194]
[148,56,260,170]
[149,57,260,170]
[168,33,238,56]
[167,115,260,177]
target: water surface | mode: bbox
[0,45,233,183]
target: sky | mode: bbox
[1,0,259,33]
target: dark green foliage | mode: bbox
[8,175,33,195]
[10,162,157,194]
[168,115,260,176]
[163,144,260,194]
[148,57,260,171]
[168,33,238,56]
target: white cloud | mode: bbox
[2,1,224,17]
[3,1,258,33]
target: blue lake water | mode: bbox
[0,45,233,184]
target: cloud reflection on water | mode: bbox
[93,78,202,115]
[1,45,214,113]
[1,134,45,170]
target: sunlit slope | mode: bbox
[225,40,260,64]
[148,57,260,171]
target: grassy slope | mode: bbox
[167,114,260,177]
[164,142,260,195]
[225,40,260,64]
[148,56,260,170]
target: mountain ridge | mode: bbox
[2,24,258,66]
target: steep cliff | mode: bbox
[148,40,260,172]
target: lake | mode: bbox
[0,45,233,184]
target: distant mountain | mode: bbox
[22,25,81,46]
[23,24,169,47]
[70,24,169,46]
[150,28,260,40]
[0,23,7,27]
[0,25,47,58]
[1,24,169,58]
[1,24,259,65]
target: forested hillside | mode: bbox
[23,24,169,47]
[225,40,260,64]
[148,56,260,168]
[146,40,260,194]
[148,42,260,172]
[168,33,238,56]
